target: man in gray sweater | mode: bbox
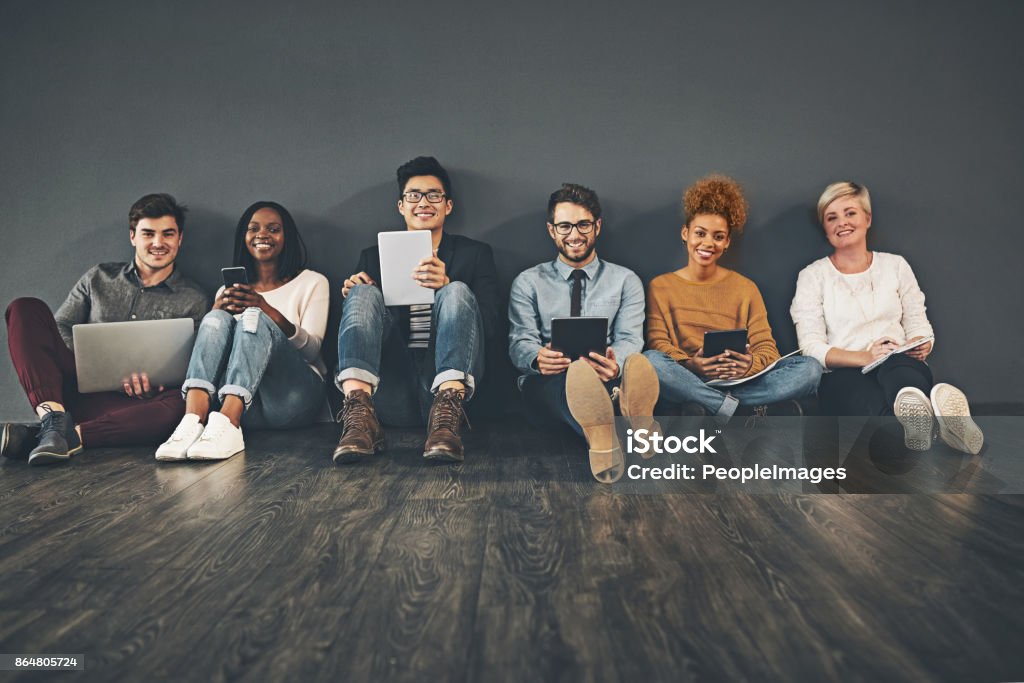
[2,193,208,465]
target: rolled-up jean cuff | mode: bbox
[718,394,739,418]
[335,367,380,394]
[431,370,475,400]
[181,378,217,400]
[219,384,254,408]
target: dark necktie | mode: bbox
[569,270,585,317]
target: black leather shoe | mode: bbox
[28,409,82,466]
[2,423,38,460]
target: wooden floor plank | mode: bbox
[0,421,1020,682]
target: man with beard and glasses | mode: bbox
[2,193,209,465]
[508,183,658,483]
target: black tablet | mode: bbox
[703,328,748,357]
[551,317,609,361]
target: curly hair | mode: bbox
[683,174,748,234]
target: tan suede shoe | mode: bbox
[566,360,623,483]
[618,353,661,442]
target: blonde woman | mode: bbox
[790,181,982,453]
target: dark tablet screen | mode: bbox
[703,328,748,357]
[551,317,609,361]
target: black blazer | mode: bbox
[353,231,502,341]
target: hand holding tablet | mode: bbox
[702,328,748,357]
[551,317,609,362]
[412,255,448,289]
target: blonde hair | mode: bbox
[817,181,872,225]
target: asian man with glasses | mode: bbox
[332,156,500,464]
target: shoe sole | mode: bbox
[28,442,83,466]
[931,384,984,455]
[187,448,245,461]
[894,388,933,451]
[333,438,385,464]
[620,354,661,442]
[422,449,464,463]
[566,360,623,484]
[1,423,12,459]
[155,451,190,462]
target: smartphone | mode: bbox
[221,267,249,289]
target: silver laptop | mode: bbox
[73,318,196,393]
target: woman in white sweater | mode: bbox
[156,201,330,461]
[790,182,982,454]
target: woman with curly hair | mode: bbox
[643,175,821,417]
[790,181,983,453]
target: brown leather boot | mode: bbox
[333,389,385,463]
[422,387,469,462]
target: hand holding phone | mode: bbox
[217,267,250,313]
[221,267,249,288]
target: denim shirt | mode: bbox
[508,255,645,384]
[54,262,210,350]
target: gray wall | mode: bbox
[2,0,1022,420]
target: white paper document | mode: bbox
[861,336,934,374]
[705,349,802,387]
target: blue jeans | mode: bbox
[520,370,623,439]
[335,283,485,426]
[183,309,326,430]
[643,350,822,417]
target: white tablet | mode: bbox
[378,230,435,306]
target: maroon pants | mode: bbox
[6,297,185,447]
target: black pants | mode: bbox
[520,372,622,438]
[818,354,933,416]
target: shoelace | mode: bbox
[744,404,769,429]
[168,420,197,442]
[430,390,471,434]
[200,421,226,441]
[38,404,67,433]
[340,395,374,435]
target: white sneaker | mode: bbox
[894,387,934,451]
[931,383,984,455]
[186,412,245,460]
[155,414,205,461]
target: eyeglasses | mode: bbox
[402,191,446,204]
[551,220,596,235]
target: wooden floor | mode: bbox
[0,421,1021,682]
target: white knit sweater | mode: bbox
[215,269,330,377]
[790,252,934,369]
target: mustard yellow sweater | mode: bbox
[646,270,780,376]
